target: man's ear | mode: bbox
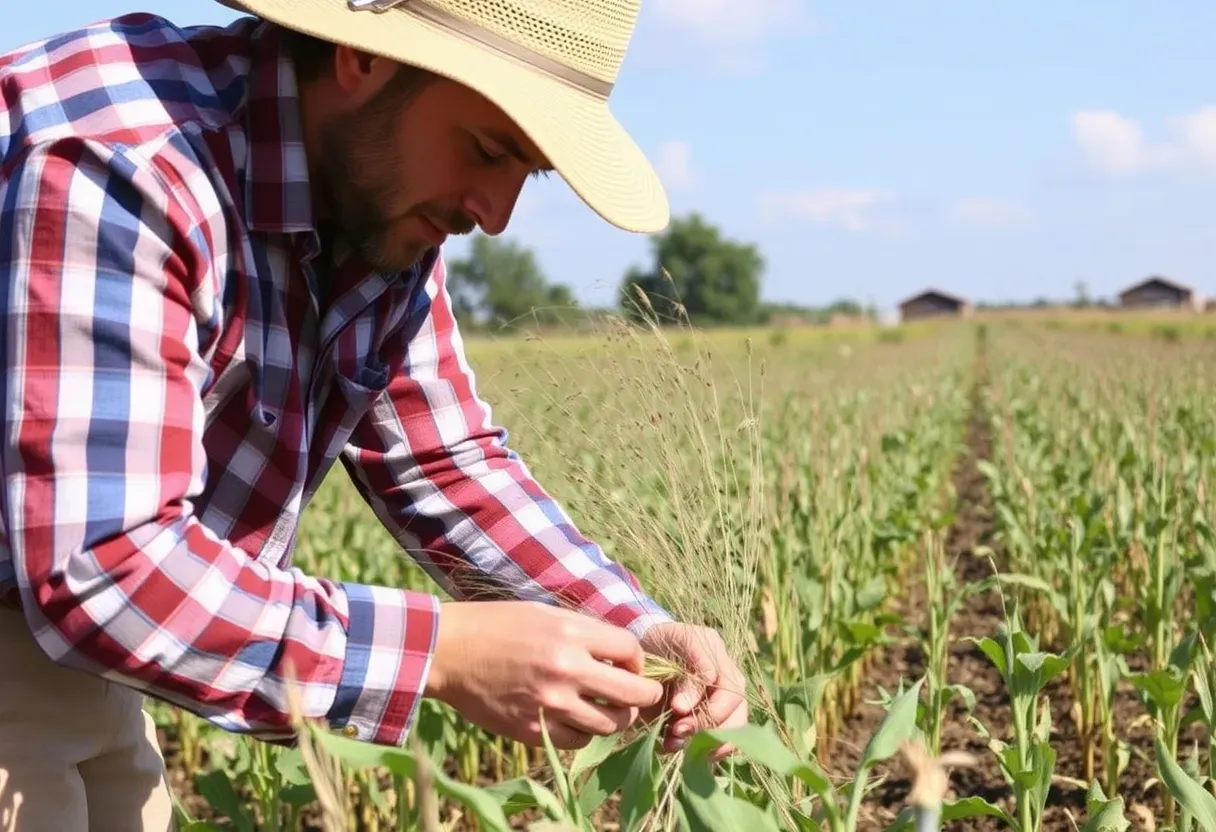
[331,44,398,103]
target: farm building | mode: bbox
[1118,276,1202,311]
[897,289,972,323]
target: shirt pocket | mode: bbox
[332,359,390,432]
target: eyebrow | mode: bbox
[483,128,555,171]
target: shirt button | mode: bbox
[342,724,358,738]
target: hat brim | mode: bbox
[217,0,670,234]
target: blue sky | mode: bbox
[8,1,1216,313]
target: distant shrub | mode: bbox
[877,328,904,344]
[1152,324,1181,343]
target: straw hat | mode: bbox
[215,0,670,233]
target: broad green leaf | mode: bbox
[577,733,655,817]
[941,796,1016,825]
[1128,668,1188,711]
[193,770,255,832]
[273,747,312,787]
[855,575,888,611]
[945,683,977,715]
[620,725,661,832]
[1170,630,1199,674]
[967,636,1009,680]
[859,677,925,769]
[569,733,622,784]
[1154,735,1216,832]
[1013,651,1071,697]
[278,783,316,808]
[678,754,783,832]
[482,777,565,818]
[1030,741,1057,821]
[684,724,836,799]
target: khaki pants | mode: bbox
[0,608,175,831]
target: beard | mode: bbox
[312,72,474,273]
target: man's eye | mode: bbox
[474,141,504,164]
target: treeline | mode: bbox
[445,212,875,333]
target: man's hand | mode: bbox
[424,601,665,749]
[640,622,748,762]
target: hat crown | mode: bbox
[414,0,640,87]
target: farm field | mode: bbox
[158,317,1216,831]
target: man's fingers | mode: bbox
[580,618,646,673]
[537,721,593,750]
[704,675,747,727]
[563,697,639,737]
[579,657,665,710]
[670,677,705,715]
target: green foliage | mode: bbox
[446,234,577,329]
[619,212,764,326]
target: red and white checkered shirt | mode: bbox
[0,13,670,746]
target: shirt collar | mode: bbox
[241,22,316,235]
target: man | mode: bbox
[0,0,748,829]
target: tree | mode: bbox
[446,235,576,329]
[618,213,763,326]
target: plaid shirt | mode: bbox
[0,13,670,746]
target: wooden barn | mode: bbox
[1118,276,1201,311]
[897,289,972,323]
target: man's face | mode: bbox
[314,62,553,273]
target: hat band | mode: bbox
[349,0,614,98]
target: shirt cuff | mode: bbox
[325,583,440,746]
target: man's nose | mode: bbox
[463,178,526,236]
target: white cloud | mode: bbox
[653,140,698,191]
[951,197,1033,228]
[1173,106,1216,167]
[758,187,899,233]
[648,0,809,71]
[1072,106,1216,176]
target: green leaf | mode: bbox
[278,783,317,808]
[569,733,621,784]
[1153,734,1216,832]
[855,575,888,611]
[577,733,654,817]
[193,770,255,832]
[941,796,1017,825]
[620,724,661,832]
[481,777,565,818]
[1013,651,1071,698]
[684,724,835,799]
[273,747,312,787]
[1029,741,1058,821]
[945,683,977,715]
[677,753,783,832]
[967,636,1009,681]
[859,677,925,770]
[1081,792,1131,832]
[1128,668,1188,711]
